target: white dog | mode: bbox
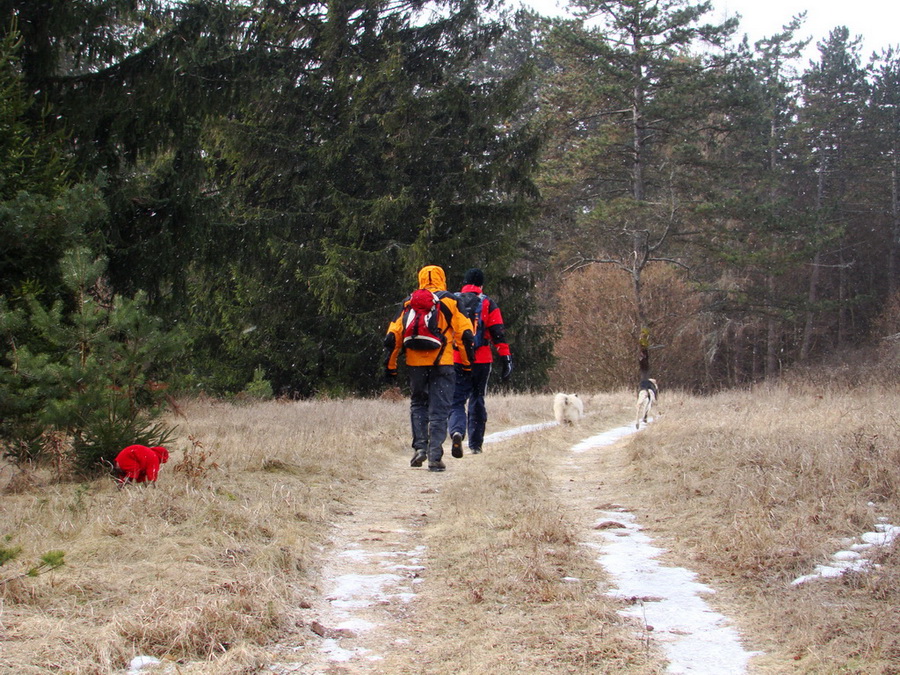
[554,393,584,425]
[635,379,658,429]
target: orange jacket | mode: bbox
[385,265,474,369]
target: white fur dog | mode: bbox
[554,393,584,425]
[635,379,658,429]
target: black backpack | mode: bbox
[455,291,488,348]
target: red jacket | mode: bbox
[452,284,511,365]
[115,445,169,483]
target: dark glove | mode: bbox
[382,334,396,369]
[499,355,513,382]
[384,367,398,383]
[461,330,475,365]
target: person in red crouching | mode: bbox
[115,445,169,485]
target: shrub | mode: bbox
[241,366,274,400]
[550,263,705,391]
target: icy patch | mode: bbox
[571,424,637,453]
[339,548,373,561]
[588,511,758,674]
[792,521,900,585]
[483,421,557,443]
[321,639,367,662]
[317,546,424,662]
[328,572,405,608]
[336,617,376,633]
[127,656,161,674]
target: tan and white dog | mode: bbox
[635,379,658,429]
[554,393,584,425]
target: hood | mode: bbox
[417,265,447,292]
[151,446,169,464]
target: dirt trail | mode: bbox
[269,454,443,673]
[550,426,759,674]
[267,419,757,674]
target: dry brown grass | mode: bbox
[3,383,900,673]
[406,392,662,674]
[618,383,900,673]
[0,397,407,674]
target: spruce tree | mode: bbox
[189,0,543,395]
[0,26,104,302]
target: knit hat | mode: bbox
[463,268,484,287]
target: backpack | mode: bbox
[455,291,488,348]
[402,289,451,351]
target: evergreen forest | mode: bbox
[2,0,899,469]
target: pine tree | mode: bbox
[0,248,182,472]
[867,48,900,299]
[537,0,738,382]
[796,27,870,359]
[694,16,814,381]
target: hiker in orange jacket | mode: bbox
[384,265,475,472]
[115,445,169,485]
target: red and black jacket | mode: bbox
[452,284,511,365]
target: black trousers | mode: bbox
[408,365,455,461]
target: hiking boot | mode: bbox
[451,432,463,458]
[428,459,446,472]
[410,450,426,468]
[470,447,482,455]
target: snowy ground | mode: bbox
[568,424,759,674]
[791,519,900,585]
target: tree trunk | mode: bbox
[766,114,781,378]
[633,231,649,380]
[766,273,779,378]
[631,33,645,202]
[838,247,847,347]
[891,122,899,298]
[800,156,827,361]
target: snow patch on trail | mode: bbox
[570,424,636,452]
[567,422,760,674]
[586,510,759,674]
[483,420,557,443]
[313,416,761,673]
[314,544,425,661]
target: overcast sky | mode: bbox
[518,0,899,64]
[711,0,897,62]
